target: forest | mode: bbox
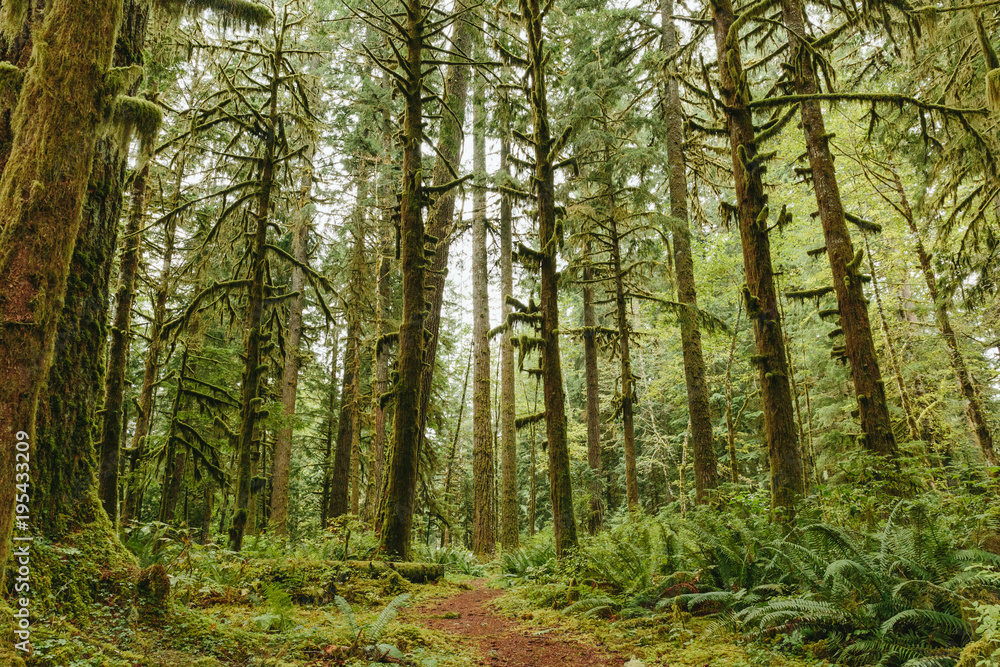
[1,0,1000,664]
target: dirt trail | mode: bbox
[416,580,624,666]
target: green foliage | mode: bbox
[331,592,412,661]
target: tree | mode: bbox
[661,0,717,503]
[707,0,804,511]
[0,0,130,584]
[471,67,495,556]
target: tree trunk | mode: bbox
[363,214,393,523]
[330,314,360,519]
[708,0,804,511]
[122,166,180,525]
[499,101,519,550]
[378,0,426,559]
[864,232,919,441]
[98,156,148,524]
[230,23,284,551]
[523,0,577,555]
[471,72,495,556]
[0,0,126,581]
[779,0,897,458]
[321,329,340,528]
[662,0,717,504]
[441,351,471,548]
[270,149,314,534]
[417,0,476,464]
[582,247,603,534]
[890,169,996,464]
[724,304,742,483]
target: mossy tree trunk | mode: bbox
[662,0,717,504]
[330,296,361,520]
[377,0,427,560]
[889,168,996,464]
[779,0,897,459]
[98,152,150,523]
[499,105,519,550]
[229,17,284,551]
[708,0,804,511]
[270,147,314,534]
[471,70,495,556]
[0,0,128,584]
[582,246,603,535]
[416,0,475,464]
[521,0,577,556]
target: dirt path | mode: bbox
[416,580,624,666]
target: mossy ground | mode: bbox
[490,582,830,667]
[8,554,475,667]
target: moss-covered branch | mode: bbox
[749,92,987,116]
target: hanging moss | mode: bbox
[0,63,24,108]
[515,412,546,430]
[844,211,882,233]
[156,0,273,29]
[786,286,835,300]
[0,0,27,43]
[112,95,163,154]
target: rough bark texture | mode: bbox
[662,0,717,503]
[378,0,426,560]
[499,114,519,550]
[416,1,476,463]
[709,0,804,511]
[270,152,313,533]
[522,0,577,555]
[471,73,495,556]
[780,0,896,458]
[0,0,125,581]
[724,305,742,483]
[330,313,360,519]
[582,251,603,535]
[230,23,283,551]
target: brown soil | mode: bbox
[416,579,624,666]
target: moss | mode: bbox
[0,63,24,107]
[957,637,1000,667]
[112,95,162,154]
[0,0,27,43]
[157,0,273,29]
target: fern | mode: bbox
[367,593,412,644]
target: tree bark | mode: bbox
[269,149,314,534]
[708,0,804,511]
[779,0,897,458]
[230,20,284,551]
[330,312,361,519]
[662,0,718,503]
[499,99,519,550]
[378,0,427,559]
[471,72,495,555]
[417,0,477,465]
[582,247,603,534]
[523,0,577,555]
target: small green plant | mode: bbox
[250,582,298,632]
[331,592,412,661]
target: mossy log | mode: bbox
[242,558,444,605]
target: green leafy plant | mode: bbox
[330,592,412,661]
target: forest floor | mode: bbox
[4,570,822,667]
[415,578,621,666]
